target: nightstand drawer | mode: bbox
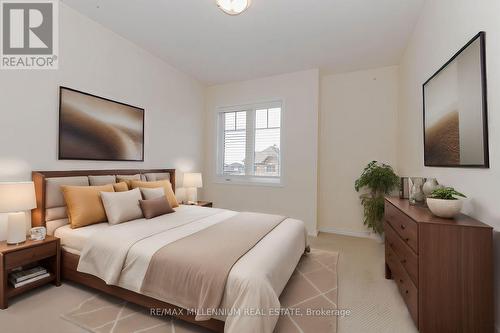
[5,242,57,270]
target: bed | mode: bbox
[32,169,308,333]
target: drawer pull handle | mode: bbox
[400,224,406,230]
[401,259,407,264]
[405,290,409,295]
[405,238,410,242]
[399,279,403,283]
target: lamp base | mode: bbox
[7,212,27,245]
[186,187,198,203]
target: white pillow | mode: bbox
[101,188,143,225]
[140,187,165,200]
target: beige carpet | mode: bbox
[61,249,338,333]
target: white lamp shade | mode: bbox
[0,182,37,213]
[183,173,203,188]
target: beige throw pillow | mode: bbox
[101,189,143,225]
[130,180,179,208]
[140,187,165,200]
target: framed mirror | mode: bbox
[423,32,489,168]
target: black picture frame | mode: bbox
[58,86,145,162]
[422,31,489,168]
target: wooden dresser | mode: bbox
[384,197,493,333]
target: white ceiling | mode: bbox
[62,0,424,85]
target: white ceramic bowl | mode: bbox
[426,198,463,219]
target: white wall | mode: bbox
[0,3,205,179]
[318,66,399,236]
[203,69,319,235]
[397,0,500,329]
[0,4,206,234]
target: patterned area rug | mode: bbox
[61,249,339,333]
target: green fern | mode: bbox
[355,161,399,235]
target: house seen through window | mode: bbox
[218,102,282,184]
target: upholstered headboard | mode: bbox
[31,169,176,231]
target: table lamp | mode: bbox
[0,182,36,244]
[183,173,203,204]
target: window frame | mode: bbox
[215,100,284,187]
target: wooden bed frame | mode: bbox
[32,169,225,333]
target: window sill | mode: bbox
[214,176,284,187]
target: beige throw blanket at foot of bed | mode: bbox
[140,212,286,321]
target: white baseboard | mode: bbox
[307,229,319,237]
[318,227,371,239]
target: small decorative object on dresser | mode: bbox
[426,187,466,218]
[384,197,493,332]
[0,182,37,244]
[408,177,425,205]
[0,235,61,309]
[422,177,440,197]
[399,177,410,199]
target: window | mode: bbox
[217,102,282,184]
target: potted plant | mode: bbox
[355,161,399,237]
[426,187,466,218]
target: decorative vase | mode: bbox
[423,178,439,197]
[409,177,425,205]
[426,198,463,218]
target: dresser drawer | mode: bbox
[385,222,418,286]
[5,242,57,270]
[386,243,418,325]
[385,202,418,253]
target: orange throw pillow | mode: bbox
[116,174,141,187]
[130,180,179,208]
[62,184,115,229]
[113,182,129,192]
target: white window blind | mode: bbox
[222,111,247,176]
[218,102,282,184]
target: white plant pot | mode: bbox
[426,198,463,219]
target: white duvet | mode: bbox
[56,205,307,333]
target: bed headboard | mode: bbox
[31,169,176,228]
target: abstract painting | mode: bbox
[59,87,144,161]
[423,32,489,168]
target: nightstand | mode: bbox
[196,201,213,207]
[0,235,60,309]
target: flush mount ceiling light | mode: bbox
[216,0,251,15]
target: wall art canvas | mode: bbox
[423,32,489,168]
[59,87,144,161]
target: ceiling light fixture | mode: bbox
[216,0,251,15]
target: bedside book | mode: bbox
[9,266,47,283]
[9,272,50,288]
